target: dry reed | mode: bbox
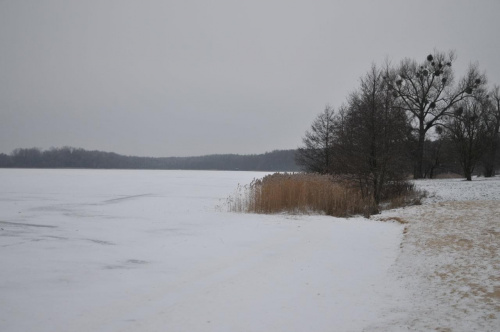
[228,173,370,217]
[227,173,424,217]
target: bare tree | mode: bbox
[332,65,410,205]
[387,51,486,178]
[482,86,500,177]
[295,106,336,173]
[444,94,490,181]
[422,138,444,179]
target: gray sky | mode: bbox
[1,0,499,157]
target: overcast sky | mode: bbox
[1,0,499,157]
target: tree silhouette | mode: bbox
[332,65,409,204]
[444,94,490,181]
[295,106,336,174]
[387,51,486,178]
[482,86,500,177]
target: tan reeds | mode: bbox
[227,173,424,217]
[228,173,375,217]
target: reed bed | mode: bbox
[227,173,424,217]
[228,173,370,217]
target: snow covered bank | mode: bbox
[418,176,500,203]
[2,170,497,331]
[1,169,405,332]
[373,176,500,331]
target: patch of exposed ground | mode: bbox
[375,200,500,332]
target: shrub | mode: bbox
[381,181,426,209]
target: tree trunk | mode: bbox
[463,157,473,181]
[373,177,380,205]
[414,128,425,179]
[483,140,497,177]
[465,171,472,181]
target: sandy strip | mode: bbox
[374,200,500,332]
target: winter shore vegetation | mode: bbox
[232,51,498,217]
[297,51,499,184]
[290,51,499,214]
[228,173,424,217]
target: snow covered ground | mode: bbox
[373,176,500,332]
[0,170,498,331]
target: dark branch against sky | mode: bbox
[1,0,499,157]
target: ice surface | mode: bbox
[0,169,405,332]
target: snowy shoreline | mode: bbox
[372,176,500,331]
[0,170,498,331]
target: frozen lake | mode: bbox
[0,169,406,331]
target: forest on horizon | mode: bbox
[0,147,300,172]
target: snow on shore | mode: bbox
[1,169,405,332]
[0,170,498,331]
[417,176,500,203]
[372,176,500,332]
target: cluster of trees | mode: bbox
[0,147,300,171]
[296,51,500,202]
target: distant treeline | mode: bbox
[0,147,300,172]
